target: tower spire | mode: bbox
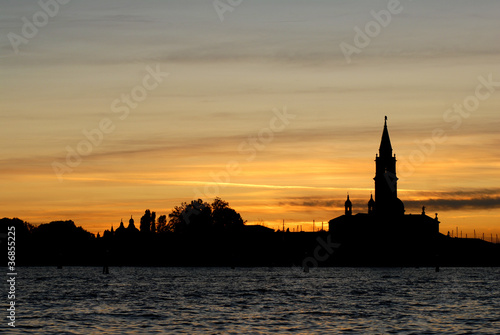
[379,116,392,157]
[374,117,403,215]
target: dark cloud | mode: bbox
[404,197,500,212]
[278,197,359,209]
[415,189,500,198]
[280,189,500,212]
[404,188,500,211]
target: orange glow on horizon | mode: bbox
[1,1,499,243]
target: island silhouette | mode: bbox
[2,118,499,268]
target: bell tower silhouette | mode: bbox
[368,194,375,214]
[345,194,352,216]
[374,117,403,215]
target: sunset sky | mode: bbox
[1,0,499,239]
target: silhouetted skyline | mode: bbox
[2,120,499,268]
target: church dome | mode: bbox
[116,219,125,231]
[394,197,405,215]
[127,215,138,230]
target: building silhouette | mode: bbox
[115,219,125,233]
[374,116,405,216]
[329,118,439,263]
[127,216,138,232]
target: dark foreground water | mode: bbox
[2,267,500,334]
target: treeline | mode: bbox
[0,217,96,266]
[4,198,498,267]
[103,197,245,237]
[1,198,303,267]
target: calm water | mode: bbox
[3,267,500,334]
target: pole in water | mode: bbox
[57,252,63,269]
[103,249,110,274]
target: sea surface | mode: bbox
[2,267,500,334]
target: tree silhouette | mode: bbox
[156,214,171,233]
[140,210,152,233]
[168,204,187,233]
[0,217,34,234]
[212,197,229,212]
[168,199,212,233]
[150,211,156,233]
[212,197,244,232]
[166,198,244,234]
